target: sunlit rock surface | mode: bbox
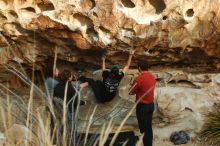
[0,0,219,69]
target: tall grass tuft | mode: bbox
[200,101,220,146]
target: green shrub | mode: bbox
[201,102,220,145]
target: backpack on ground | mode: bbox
[170,131,190,145]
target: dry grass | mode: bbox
[0,56,144,146]
[0,78,143,146]
[200,102,220,146]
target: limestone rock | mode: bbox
[0,0,219,70]
[156,87,214,129]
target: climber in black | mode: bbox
[79,50,135,103]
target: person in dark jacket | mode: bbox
[44,62,59,97]
[54,69,80,112]
[79,50,135,103]
[54,69,86,146]
[129,61,156,146]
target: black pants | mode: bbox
[136,103,154,146]
[80,76,113,103]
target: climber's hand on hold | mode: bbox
[129,50,135,55]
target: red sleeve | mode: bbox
[129,78,139,95]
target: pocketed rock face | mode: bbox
[0,0,219,70]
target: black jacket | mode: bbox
[54,81,78,112]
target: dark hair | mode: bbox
[59,69,72,83]
[111,65,119,75]
[44,58,56,77]
[137,61,149,71]
[44,64,54,77]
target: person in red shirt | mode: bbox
[129,61,156,146]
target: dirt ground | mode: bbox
[153,139,205,146]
